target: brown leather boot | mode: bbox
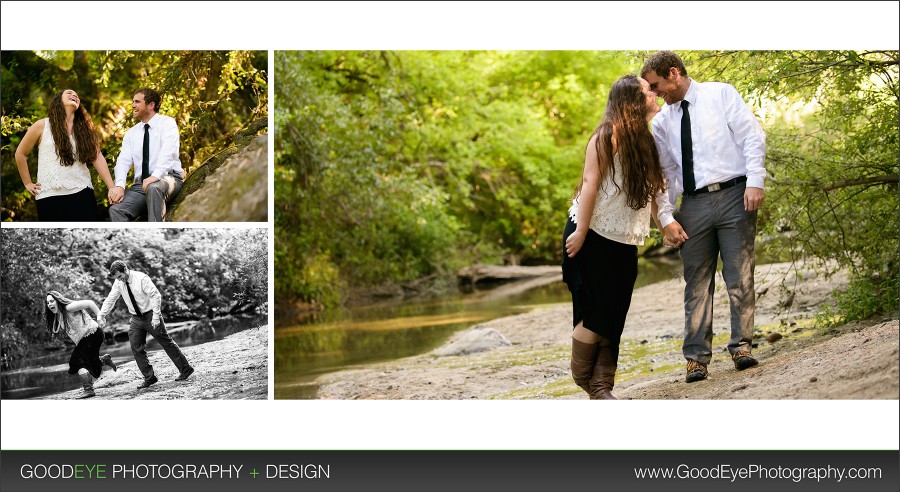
[77,370,95,399]
[589,337,618,400]
[570,338,598,395]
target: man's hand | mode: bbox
[141,176,159,192]
[152,316,160,328]
[97,315,106,328]
[663,221,689,248]
[744,187,765,211]
[108,186,124,204]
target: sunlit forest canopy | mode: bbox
[1,50,268,220]
[275,50,898,321]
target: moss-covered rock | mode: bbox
[168,132,268,222]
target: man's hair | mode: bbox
[134,88,162,113]
[109,260,130,276]
[641,51,688,79]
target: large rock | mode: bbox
[168,134,268,222]
[433,328,511,356]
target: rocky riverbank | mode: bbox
[313,263,899,400]
[37,326,267,400]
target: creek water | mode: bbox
[275,257,683,399]
[1,315,264,399]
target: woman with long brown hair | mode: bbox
[15,89,116,221]
[45,290,117,398]
[562,74,666,399]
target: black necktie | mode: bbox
[125,280,144,316]
[142,124,150,182]
[681,100,695,194]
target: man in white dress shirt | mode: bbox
[98,260,194,389]
[642,51,767,383]
[108,88,184,222]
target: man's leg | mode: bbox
[109,185,147,222]
[145,173,183,222]
[678,194,719,366]
[128,314,155,380]
[715,184,758,357]
[147,316,191,374]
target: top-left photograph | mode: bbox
[1,50,268,222]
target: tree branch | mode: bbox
[822,174,899,191]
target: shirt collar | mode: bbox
[680,78,698,109]
[146,113,161,128]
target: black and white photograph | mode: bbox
[0,227,268,400]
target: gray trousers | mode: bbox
[109,171,183,222]
[128,312,191,381]
[675,182,757,364]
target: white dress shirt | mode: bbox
[651,79,767,228]
[99,270,162,319]
[114,113,184,188]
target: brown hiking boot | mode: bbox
[685,359,708,383]
[732,350,759,370]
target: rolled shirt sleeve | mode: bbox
[141,275,163,318]
[113,131,133,188]
[151,117,181,180]
[724,84,767,189]
[652,115,679,228]
[99,281,122,319]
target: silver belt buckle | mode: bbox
[707,182,721,192]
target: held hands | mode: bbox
[152,316,161,328]
[141,176,159,192]
[744,187,765,211]
[96,315,106,328]
[663,221,689,248]
[565,229,587,258]
[108,186,124,204]
[25,182,42,197]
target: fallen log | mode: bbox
[457,264,561,288]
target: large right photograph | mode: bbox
[273,50,899,400]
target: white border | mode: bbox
[2,0,898,452]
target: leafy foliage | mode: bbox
[275,51,632,306]
[1,50,268,221]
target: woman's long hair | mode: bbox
[576,74,666,210]
[45,290,76,335]
[47,90,100,166]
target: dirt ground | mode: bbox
[315,263,899,400]
[38,326,268,400]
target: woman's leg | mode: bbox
[571,323,601,394]
[589,336,620,400]
[76,368,95,399]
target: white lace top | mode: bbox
[58,309,99,346]
[568,153,650,246]
[36,118,93,200]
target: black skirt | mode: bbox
[36,187,98,221]
[561,217,638,342]
[67,328,104,379]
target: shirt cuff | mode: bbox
[151,170,166,180]
[747,175,765,189]
[659,213,676,229]
[115,180,127,188]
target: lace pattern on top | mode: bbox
[36,118,93,199]
[568,153,650,245]
[61,310,99,346]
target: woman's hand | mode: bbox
[25,182,42,197]
[565,229,588,258]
